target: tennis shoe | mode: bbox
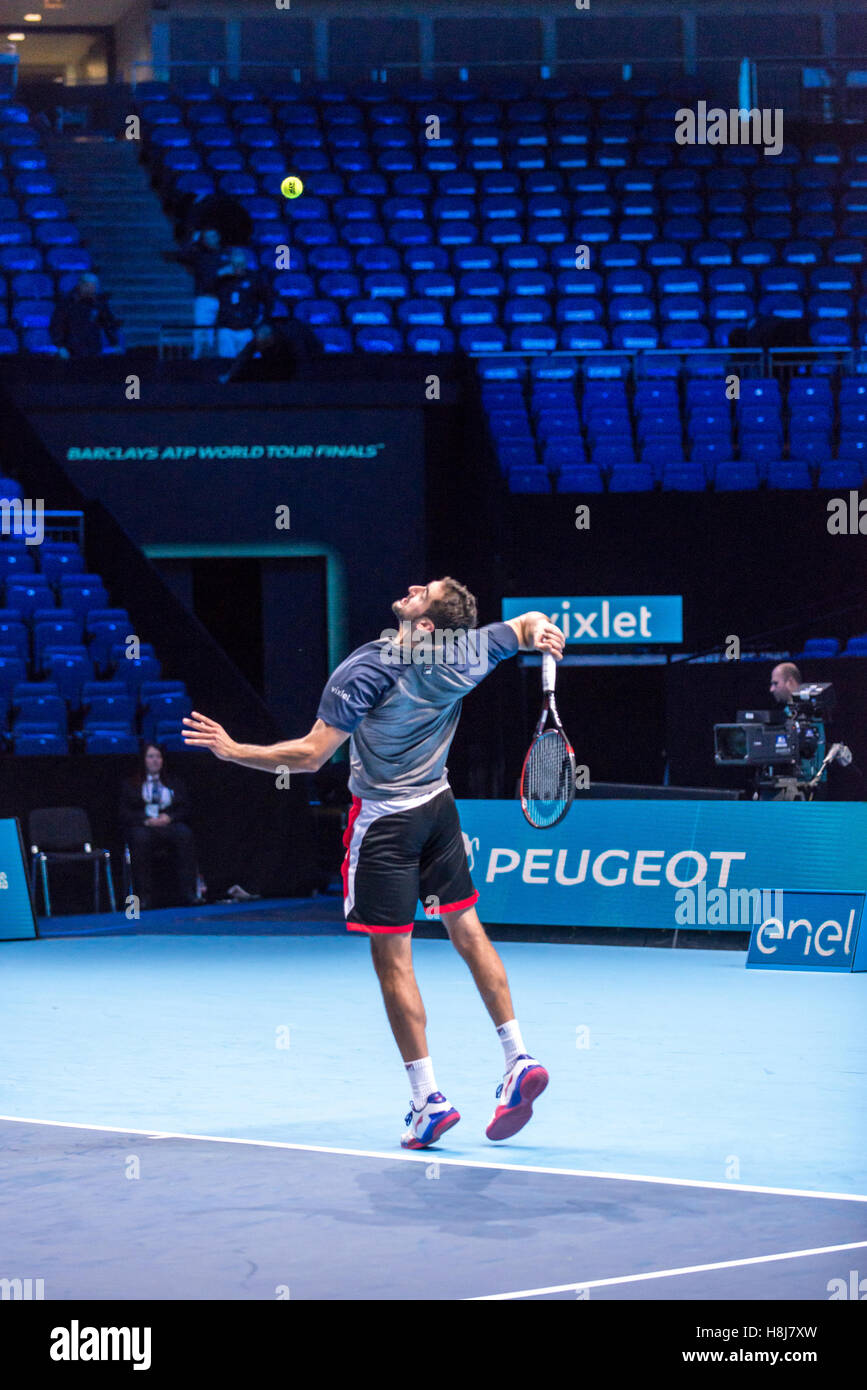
[400,1092,460,1149]
[486,1055,548,1141]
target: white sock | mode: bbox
[405,1056,437,1109]
[496,1019,526,1070]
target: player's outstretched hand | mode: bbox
[532,619,566,659]
[182,711,239,760]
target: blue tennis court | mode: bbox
[2,908,865,1300]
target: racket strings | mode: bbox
[524,730,573,827]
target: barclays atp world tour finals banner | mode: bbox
[0,819,38,939]
[447,801,867,970]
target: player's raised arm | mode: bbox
[505,612,566,657]
[182,713,348,772]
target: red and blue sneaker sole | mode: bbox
[401,1108,461,1150]
[486,1065,549,1141]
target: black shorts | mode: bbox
[341,786,478,934]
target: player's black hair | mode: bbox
[424,577,478,632]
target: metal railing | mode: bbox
[130,53,867,122]
[158,323,220,362]
[470,345,864,385]
[44,511,85,548]
[155,330,866,382]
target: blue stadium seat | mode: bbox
[555,464,604,492]
[59,579,109,620]
[355,325,404,351]
[83,729,140,754]
[83,691,135,727]
[608,464,654,492]
[5,580,52,618]
[558,324,610,350]
[507,466,550,494]
[0,546,36,578]
[645,242,687,268]
[657,267,703,296]
[44,651,91,708]
[709,294,754,324]
[0,654,26,699]
[294,299,341,327]
[713,461,759,491]
[451,298,498,326]
[542,437,586,468]
[738,380,782,407]
[789,433,832,464]
[535,413,581,444]
[837,437,867,463]
[767,461,813,489]
[508,325,557,351]
[660,295,704,322]
[661,463,706,490]
[11,300,52,329]
[641,438,684,470]
[737,240,775,266]
[740,406,783,437]
[791,404,834,433]
[34,618,81,665]
[460,325,508,352]
[841,635,867,657]
[397,298,446,327]
[692,240,733,267]
[661,323,710,349]
[44,246,91,273]
[840,402,867,433]
[346,299,392,327]
[12,725,68,754]
[740,437,783,468]
[12,684,66,729]
[11,271,53,300]
[406,326,455,352]
[691,437,733,468]
[795,638,841,660]
[596,242,642,269]
[638,409,681,440]
[593,442,637,470]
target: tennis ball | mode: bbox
[280,176,304,199]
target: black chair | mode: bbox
[29,807,117,916]
[120,839,203,909]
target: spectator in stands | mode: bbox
[169,225,227,359]
[221,318,321,383]
[214,248,272,359]
[49,273,121,359]
[120,743,199,911]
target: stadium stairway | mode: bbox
[43,134,192,349]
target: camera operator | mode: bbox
[769,662,826,790]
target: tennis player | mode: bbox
[182,578,564,1149]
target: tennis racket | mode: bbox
[520,653,576,829]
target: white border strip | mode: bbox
[468,1240,867,1300]
[2,1114,867,1204]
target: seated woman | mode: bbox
[120,743,198,910]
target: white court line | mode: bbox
[468,1240,867,1300]
[2,1113,867,1204]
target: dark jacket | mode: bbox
[49,291,120,357]
[226,321,321,381]
[120,775,191,832]
[215,269,272,330]
[175,240,227,297]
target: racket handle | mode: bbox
[542,652,556,692]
